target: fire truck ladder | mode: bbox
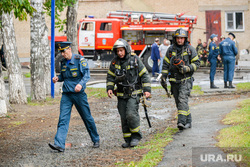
[107,10,197,24]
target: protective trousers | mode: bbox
[117,96,142,143]
[54,92,99,149]
[171,79,192,125]
[223,56,235,82]
[209,59,217,82]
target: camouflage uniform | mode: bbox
[161,28,200,130]
[106,39,151,146]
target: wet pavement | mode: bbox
[157,98,244,167]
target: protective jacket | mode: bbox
[106,53,151,99]
[196,43,203,56]
[162,42,200,82]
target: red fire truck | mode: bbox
[54,11,197,72]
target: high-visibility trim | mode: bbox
[191,63,197,71]
[123,133,132,138]
[191,55,199,63]
[127,65,131,70]
[107,82,115,86]
[130,126,140,133]
[143,83,151,87]
[216,46,219,49]
[178,110,190,116]
[164,56,170,63]
[162,70,168,74]
[132,89,142,95]
[139,67,147,77]
[169,77,191,82]
[70,68,77,71]
[108,70,115,77]
[115,64,121,69]
[117,92,124,96]
[61,69,66,71]
[182,52,188,56]
[172,52,176,56]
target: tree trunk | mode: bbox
[1,12,27,104]
[66,0,79,54]
[30,0,47,101]
[41,15,51,95]
[0,25,8,115]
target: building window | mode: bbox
[225,11,244,31]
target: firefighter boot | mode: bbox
[177,123,185,130]
[130,138,140,147]
[224,81,228,88]
[210,81,219,89]
[228,81,235,89]
[184,123,192,129]
[121,138,131,148]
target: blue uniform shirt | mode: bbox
[58,54,90,93]
[219,37,238,57]
[208,41,219,61]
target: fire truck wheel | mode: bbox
[55,53,64,73]
[143,51,153,72]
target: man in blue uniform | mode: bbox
[151,38,160,77]
[208,34,220,89]
[49,42,100,152]
[219,32,238,88]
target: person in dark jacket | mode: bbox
[219,32,238,88]
[151,38,160,77]
[106,38,151,148]
[208,34,221,89]
[161,28,200,130]
[49,42,100,152]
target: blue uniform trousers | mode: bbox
[209,59,217,82]
[54,92,99,149]
[223,56,235,82]
[152,60,159,77]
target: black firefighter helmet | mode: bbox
[174,28,188,38]
[112,38,131,55]
[173,28,188,44]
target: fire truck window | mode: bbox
[81,22,93,31]
[100,22,112,31]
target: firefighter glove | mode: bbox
[179,65,190,74]
[173,58,185,69]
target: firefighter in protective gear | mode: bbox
[106,38,151,148]
[161,28,200,130]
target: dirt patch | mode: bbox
[0,90,248,166]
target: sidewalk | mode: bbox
[157,99,243,167]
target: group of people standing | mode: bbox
[150,37,171,78]
[207,33,238,89]
[196,32,238,89]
